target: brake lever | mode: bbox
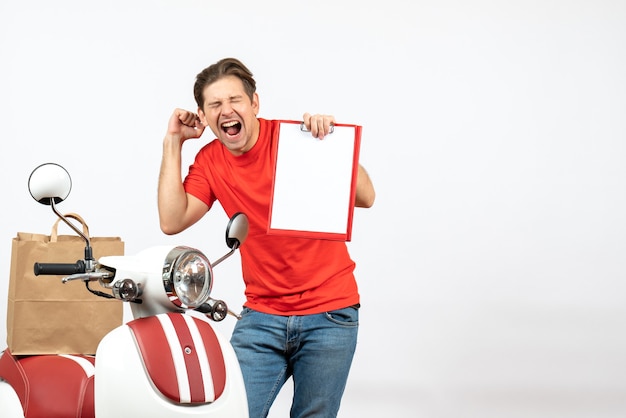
[62,272,113,284]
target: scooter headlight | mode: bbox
[162,246,213,309]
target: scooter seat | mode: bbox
[127,312,227,405]
[0,349,95,418]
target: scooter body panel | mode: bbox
[95,313,248,417]
[0,379,24,418]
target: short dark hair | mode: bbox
[193,58,256,108]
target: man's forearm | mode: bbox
[158,137,188,234]
[355,165,375,208]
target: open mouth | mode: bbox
[221,121,242,136]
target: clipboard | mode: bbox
[268,120,362,241]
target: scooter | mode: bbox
[0,163,249,417]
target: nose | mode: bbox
[220,101,234,116]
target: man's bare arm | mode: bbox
[355,164,375,208]
[158,109,209,235]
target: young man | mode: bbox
[158,57,375,418]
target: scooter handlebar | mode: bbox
[34,261,86,276]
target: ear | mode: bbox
[252,92,260,116]
[197,108,207,125]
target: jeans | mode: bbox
[230,306,359,418]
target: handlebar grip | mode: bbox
[34,261,86,276]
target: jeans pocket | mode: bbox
[324,306,359,327]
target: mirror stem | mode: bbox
[211,247,237,268]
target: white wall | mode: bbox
[1,1,626,417]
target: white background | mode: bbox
[1,1,626,417]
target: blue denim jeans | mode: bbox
[230,306,359,418]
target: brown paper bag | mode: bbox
[6,213,124,355]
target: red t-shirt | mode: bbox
[183,118,359,315]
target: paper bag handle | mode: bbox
[50,213,90,242]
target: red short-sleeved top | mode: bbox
[183,118,359,315]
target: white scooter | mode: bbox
[0,163,249,417]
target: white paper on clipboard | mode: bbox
[268,121,361,241]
